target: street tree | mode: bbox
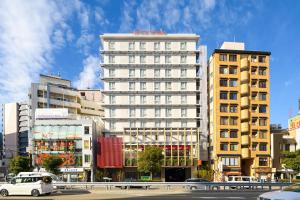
[281,149,300,173]
[9,156,31,175]
[42,155,64,174]
[137,146,163,179]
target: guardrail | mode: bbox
[53,181,293,191]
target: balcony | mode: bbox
[241,97,249,108]
[241,109,249,120]
[241,135,249,145]
[241,84,249,95]
[240,58,248,70]
[241,148,250,158]
[241,71,249,82]
[241,122,249,133]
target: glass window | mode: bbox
[220,92,228,100]
[259,67,267,75]
[251,55,257,62]
[154,82,160,90]
[109,42,115,50]
[140,108,146,117]
[259,92,267,101]
[166,95,172,104]
[181,121,187,127]
[181,95,187,104]
[154,42,160,50]
[230,105,238,113]
[129,96,135,104]
[166,108,172,117]
[140,121,146,128]
[154,69,160,77]
[155,108,161,117]
[229,54,237,62]
[259,130,267,139]
[129,69,135,77]
[230,117,238,125]
[165,42,171,50]
[259,158,268,166]
[129,121,136,128]
[140,95,146,104]
[129,55,135,63]
[219,54,227,61]
[180,55,187,63]
[166,121,172,127]
[181,68,187,77]
[109,122,115,130]
[181,108,187,117]
[140,55,146,63]
[180,42,187,50]
[230,143,238,151]
[259,143,267,151]
[109,55,115,63]
[140,42,146,50]
[109,109,115,117]
[140,69,146,77]
[220,65,228,74]
[129,108,135,117]
[258,56,266,63]
[259,118,267,126]
[230,130,238,138]
[229,66,237,74]
[154,55,160,63]
[165,82,172,90]
[165,55,171,63]
[109,69,115,77]
[220,117,228,125]
[259,80,267,88]
[109,95,115,104]
[220,130,229,138]
[220,104,228,112]
[129,82,135,90]
[154,95,160,104]
[220,143,228,151]
[220,79,228,87]
[181,82,187,90]
[165,69,171,77]
[229,79,238,87]
[252,92,257,100]
[230,92,238,100]
[84,126,90,134]
[259,105,267,113]
[155,121,161,127]
[129,42,135,50]
[109,82,115,90]
[140,82,146,90]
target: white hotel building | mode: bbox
[100,32,208,181]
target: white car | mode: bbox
[258,183,300,200]
[0,174,53,197]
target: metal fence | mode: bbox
[53,181,293,191]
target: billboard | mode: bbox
[35,108,68,119]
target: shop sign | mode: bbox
[60,168,84,173]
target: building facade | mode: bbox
[208,42,272,180]
[100,32,208,181]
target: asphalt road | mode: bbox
[1,189,264,200]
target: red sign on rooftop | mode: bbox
[133,30,166,35]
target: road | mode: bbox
[1,189,265,200]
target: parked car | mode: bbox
[17,172,64,189]
[0,173,53,197]
[258,183,300,200]
[184,178,219,190]
[226,176,258,189]
[116,178,150,190]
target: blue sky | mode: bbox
[0,0,300,128]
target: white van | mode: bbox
[0,174,53,197]
[226,176,257,189]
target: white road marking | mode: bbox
[193,197,245,199]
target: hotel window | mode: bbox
[220,104,228,112]
[109,82,115,90]
[251,79,257,87]
[220,91,228,100]
[140,42,146,50]
[230,130,238,138]
[258,56,266,63]
[166,121,172,127]
[181,121,187,127]
[140,108,146,117]
[109,109,115,117]
[229,54,237,62]
[165,55,171,64]
[181,82,187,90]
[259,158,268,166]
[140,82,146,90]
[129,69,135,77]
[129,108,135,117]
[166,95,172,104]
[259,80,267,88]
[181,108,187,117]
[259,67,267,75]
[220,79,228,87]
[165,42,171,50]
[259,130,267,139]
[165,82,172,90]
[140,121,146,128]
[220,130,229,138]
[180,42,187,50]
[252,92,257,100]
[129,121,136,128]
[229,66,237,74]
[252,131,258,138]
[259,118,267,126]
[252,143,257,151]
[109,55,115,63]
[109,69,115,77]
[140,95,146,104]
[251,55,257,62]
[154,42,160,50]
[220,143,228,151]
[154,69,160,77]
[108,42,115,50]
[259,92,267,101]
[155,108,161,117]
[230,117,238,125]
[154,82,160,90]
[181,68,187,77]
[181,95,187,104]
[166,108,172,117]
[154,55,160,63]
[154,95,160,104]
[140,69,146,77]
[129,82,135,90]
[251,67,257,75]
[229,79,238,87]
[220,117,228,125]
[129,42,135,50]
[84,126,90,134]
[221,157,238,166]
[230,143,238,151]
[155,121,161,128]
[219,65,228,74]
[230,92,238,100]
[259,105,267,113]
[180,55,187,63]
[140,55,146,63]
[219,54,227,61]
[165,69,171,77]
[109,95,115,104]
[129,55,135,63]
[252,118,258,125]
[230,104,238,113]
[109,122,115,130]
[84,154,91,163]
[129,96,135,104]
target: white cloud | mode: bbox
[0,0,74,104]
[73,55,100,89]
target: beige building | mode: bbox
[100,32,208,181]
[208,42,272,180]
